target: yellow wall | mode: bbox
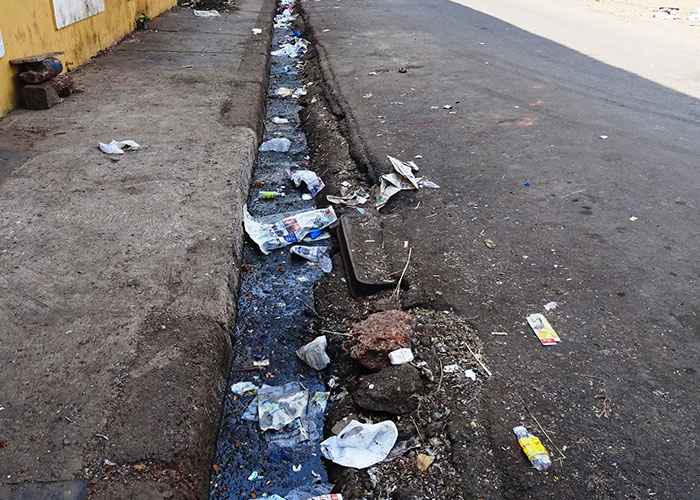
[0,0,176,115]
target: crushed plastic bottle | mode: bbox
[513,425,551,471]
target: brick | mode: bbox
[23,82,60,110]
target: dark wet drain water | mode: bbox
[209,4,332,500]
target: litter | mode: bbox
[650,7,680,19]
[296,335,331,370]
[244,205,336,254]
[104,459,116,466]
[271,39,309,58]
[464,369,477,381]
[443,363,460,373]
[193,9,220,17]
[491,331,508,336]
[388,348,414,365]
[98,140,140,155]
[285,485,337,500]
[320,420,398,469]
[372,155,438,210]
[247,470,261,481]
[484,239,496,249]
[543,301,557,311]
[513,425,552,471]
[259,191,285,200]
[302,193,313,200]
[416,453,435,471]
[276,87,294,98]
[629,216,638,222]
[257,382,308,431]
[326,187,370,206]
[253,359,270,367]
[690,7,700,20]
[599,135,608,139]
[287,169,326,196]
[252,28,263,35]
[271,116,289,124]
[259,137,291,152]
[442,105,453,109]
[290,245,333,273]
[526,313,561,345]
[304,496,343,500]
[231,381,258,395]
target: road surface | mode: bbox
[302,0,700,497]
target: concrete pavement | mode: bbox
[302,0,700,498]
[0,1,275,498]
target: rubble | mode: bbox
[353,364,423,414]
[349,310,416,371]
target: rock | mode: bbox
[23,82,60,110]
[354,364,422,414]
[350,310,416,371]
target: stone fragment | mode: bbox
[23,82,60,110]
[350,310,415,371]
[353,364,422,414]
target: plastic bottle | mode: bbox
[513,426,552,471]
[258,191,285,200]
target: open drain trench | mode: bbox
[209,3,333,499]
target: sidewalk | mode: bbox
[0,1,275,498]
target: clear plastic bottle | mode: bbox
[513,426,552,471]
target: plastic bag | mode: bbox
[296,335,331,370]
[290,245,332,273]
[320,420,398,468]
[288,169,325,196]
[259,137,291,152]
[257,382,308,431]
[98,140,140,155]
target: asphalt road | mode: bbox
[302,0,700,498]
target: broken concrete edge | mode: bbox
[77,3,277,500]
[298,4,383,183]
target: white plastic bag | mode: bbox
[320,420,398,468]
[259,137,291,152]
[297,335,331,370]
[257,382,308,431]
[288,169,325,196]
[98,140,140,155]
[193,9,220,17]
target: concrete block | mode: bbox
[23,82,60,110]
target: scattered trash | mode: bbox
[271,39,309,58]
[524,181,531,186]
[689,7,700,20]
[373,155,438,210]
[231,381,258,395]
[253,359,270,367]
[388,347,414,365]
[326,187,370,206]
[543,301,557,311]
[285,485,337,500]
[103,459,117,466]
[98,140,140,155]
[443,363,461,373]
[368,71,378,75]
[259,191,285,200]
[320,420,398,468]
[247,470,261,481]
[244,205,337,254]
[276,87,294,98]
[526,313,561,345]
[491,331,508,336]
[650,7,680,19]
[599,135,608,139]
[259,137,291,152]
[398,67,407,73]
[290,245,332,273]
[257,382,308,431]
[297,335,331,370]
[629,216,638,222]
[442,105,453,109]
[288,169,325,196]
[464,369,477,381]
[416,453,435,471]
[252,28,263,35]
[484,239,496,249]
[513,425,552,471]
[302,193,313,201]
[271,116,289,124]
[193,9,220,17]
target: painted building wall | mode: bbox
[0,0,176,115]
